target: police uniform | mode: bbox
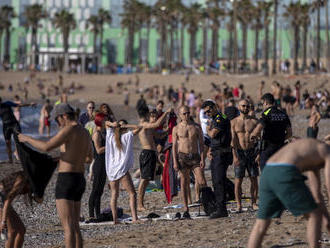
[259,106,291,171]
[209,112,232,215]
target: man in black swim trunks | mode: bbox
[18,103,93,248]
[0,97,35,163]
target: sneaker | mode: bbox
[182,211,191,219]
[209,210,228,219]
[174,212,181,220]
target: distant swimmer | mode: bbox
[248,138,330,248]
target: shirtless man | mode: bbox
[248,138,330,248]
[172,106,207,218]
[18,103,93,248]
[231,100,259,212]
[307,104,321,138]
[271,81,282,108]
[39,99,53,137]
[137,107,171,211]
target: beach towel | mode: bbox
[162,143,178,203]
[13,133,57,200]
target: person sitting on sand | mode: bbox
[248,137,330,248]
[105,120,142,224]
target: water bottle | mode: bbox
[0,228,7,241]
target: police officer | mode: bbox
[202,100,232,219]
[251,93,292,171]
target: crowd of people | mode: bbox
[0,73,330,248]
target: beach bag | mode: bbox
[200,187,217,216]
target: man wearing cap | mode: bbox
[18,103,93,248]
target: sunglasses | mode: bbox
[240,105,250,108]
[204,109,212,114]
[182,112,190,115]
[88,107,95,109]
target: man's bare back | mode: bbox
[268,139,330,172]
[231,115,259,150]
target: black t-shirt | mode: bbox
[210,112,232,151]
[0,101,18,124]
[224,106,240,121]
[260,106,291,145]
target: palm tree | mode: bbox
[1,5,16,65]
[184,3,203,65]
[283,2,301,74]
[326,0,330,72]
[52,9,76,72]
[272,0,278,74]
[0,10,6,63]
[23,4,48,66]
[232,0,238,73]
[260,1,273,76]
[179,5,187,67]
[206,5,225,63]
[226,10,235,70]
[315,0,322,71]
[97,8,112,70]
[86,15,100,68]
[251,1,263,73]
[300,3,312,72]
[237,0,254,68]
[121,0,139,65]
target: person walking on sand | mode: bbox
[78,101,95,127]
[39,99,53,137]
[136,105,171,211]
[248,137,330,248]
[0,97,35,163]
[105,120,142,224]
[231,99,259,212]
[18,103,93,248]
[172,106,207,219]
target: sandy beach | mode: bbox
[0,71,329,248]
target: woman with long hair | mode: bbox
[105,120,141,224]
[0,171,36,248]
[99,103,116,122]
[87,113,107,222]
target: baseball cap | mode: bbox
[52,103,74,120]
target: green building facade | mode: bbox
[0,0,329,70]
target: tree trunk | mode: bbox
[160,22,166,69]
[31,27,37,66]
[233,0,238,73]
[211,25,218,62]
[64,33,69,73]
[99,28,104,73]
[146,23,150,66]
[326,0,330,72]
[254,28,259,73]
[180,25,184,66]
[242,23,247,65]
[263,20,269,76]
[4,27,10,64]
[0,30,2,63]
[202,20,208,65]
[316,1,321,71]
[302,25,308,72]
[294,25,299,74]
[138,29,143,64]
[189,31,196,65]
[93,32,98,71]
[228,24,233,70]
[127,23,135,65]
[272,0,278,74]
[170,27,174,66]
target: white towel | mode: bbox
[105,128,134,181]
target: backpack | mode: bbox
[200,187,217,216]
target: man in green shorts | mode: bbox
[248,137,330,248]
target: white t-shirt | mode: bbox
[105,128,134,181]
[199,109,210,139]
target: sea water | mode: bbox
[0,106,57,162]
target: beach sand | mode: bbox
[0,71,329,248]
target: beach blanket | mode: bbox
[13,133,57,200]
